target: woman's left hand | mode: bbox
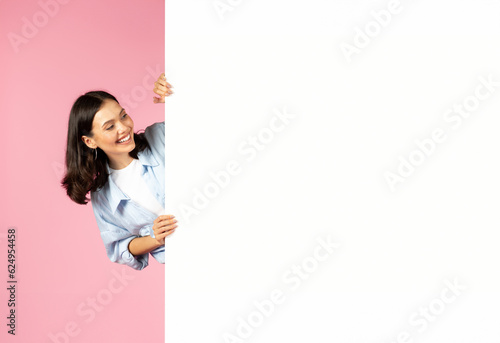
[153,73,173,103]
[152,214,178,245]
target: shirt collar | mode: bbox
[105,149,158,214]
[137,147,159,168]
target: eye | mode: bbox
[122,113,128,119]
[106,125,114,131]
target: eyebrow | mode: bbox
[101,108,125,128]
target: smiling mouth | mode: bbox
[117,133,132,144]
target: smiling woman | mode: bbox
[61,74,177,270]
[81,101,138,170]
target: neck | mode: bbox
[108,154,134,170]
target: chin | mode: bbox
[127,142,136,152]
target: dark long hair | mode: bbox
[61,91,150,204]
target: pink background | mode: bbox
[0,1,165,342]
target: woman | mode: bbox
[61,73,175,270]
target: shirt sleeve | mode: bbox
[91,199,149,271]
[144,121,165,161]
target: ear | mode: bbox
[81,135,97,149]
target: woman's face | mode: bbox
[81,99,135,165]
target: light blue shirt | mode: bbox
[90,122,165,270]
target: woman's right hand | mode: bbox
[153,73,173,103]
[152,214,178,245]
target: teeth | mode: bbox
[118,134,130,143]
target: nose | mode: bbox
[116,121,128,133]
